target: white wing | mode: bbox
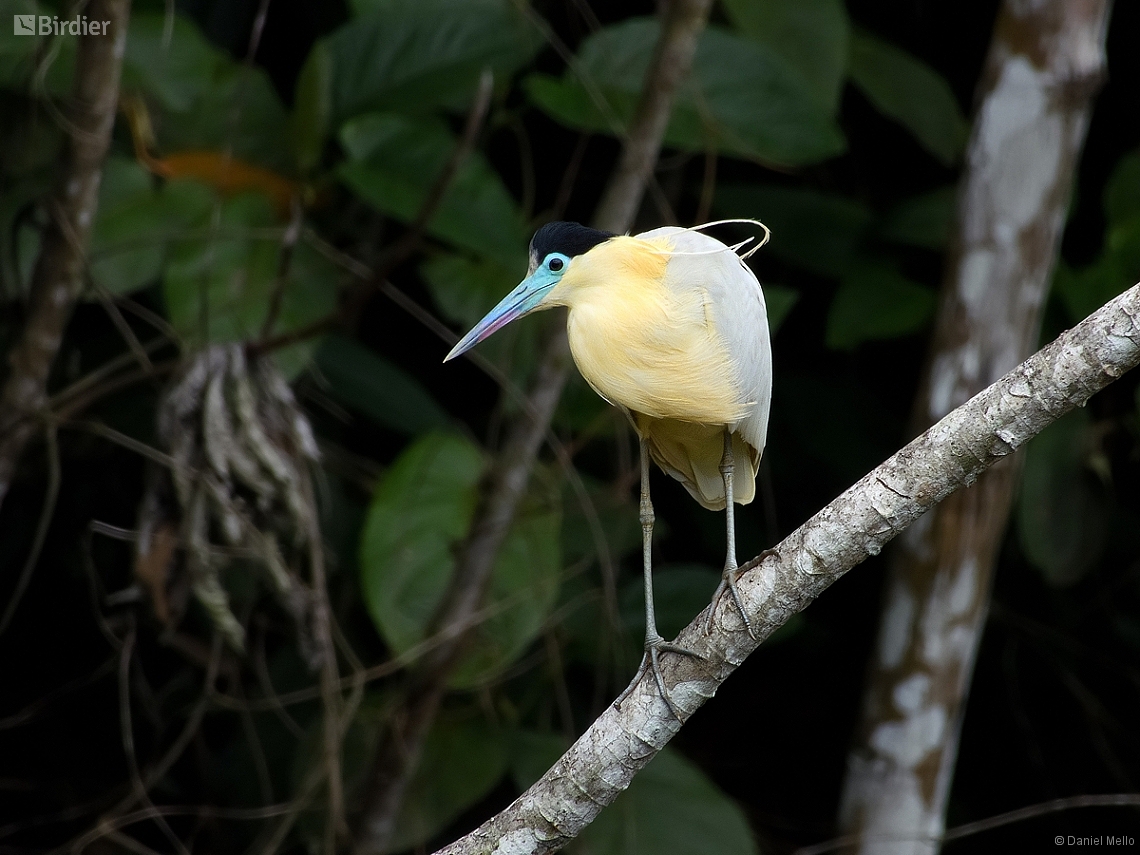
[637,225,772,456]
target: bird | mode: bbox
[445,220,772,718]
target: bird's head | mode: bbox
[444,222,614,361]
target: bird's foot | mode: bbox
[704,548,779,639]
[705,567,754,639]
[615,634,703,721]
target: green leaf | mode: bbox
[359,432,562,687]
[1017,410,1108,587]
[161,190,337,375]
[573,747,757,855]
[722,0,849,112]
[450,505,561,687]
[619,564,718,645]
[419,252,548,381]
[290,39,333,174]
[1,180,47,300]
[0,0,76,95]
[1106,216,1140,286]
[825,263,935,349]
[122,13,224,112]
[390,713,509,852]
[525,20,844,167]
[420,252,520,328]
[764,284,798,334]
[347,0,381,14]
[880,185,957,250]
[715,184,874,277]
[1053,216,1140,324]
[777,371,895,482]
[848,29,968,166]
[553,371,612,433]
[322,0,541,124]
[558,475,641,569]
[338,113,528,270]
[156,63,294,173]
[1104,148,1140,227]
[359,432,484,656]
[89,157,215,297]
[313,335,451,435]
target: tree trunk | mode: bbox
[0,0,132,511]
[837,3,1112,853]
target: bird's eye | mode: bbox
[548,257,564,272]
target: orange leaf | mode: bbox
[149,151,298,217]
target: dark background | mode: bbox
[2,1,1139,853]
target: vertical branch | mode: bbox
[351,1,714,852]
[303,473,350,848]
[837,2,1112,853]
[0,0,132,511]
[591,0,711,233]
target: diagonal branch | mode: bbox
[0,0,132,512]
[351,0,714,851]
[434,282,1140,855]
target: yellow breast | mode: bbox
[547,235,748,427]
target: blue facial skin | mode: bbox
[444,252,571,361]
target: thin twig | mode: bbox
[252,763,327,855]
[551,133,591,221]
[116,624,193,855]
[694,147,717,225]
[52,359,179,423]
[0,654,117,732]
[90,278,154,373]
[795,793,1140,855]
[245,0,273,61]
[70,638,222,855]
[68,799,297,853]
[302,472,348,848]
[252,68,495,358]
[377,68,496,275]
[105,830,166,855]
[0,421,61,638]
[49,337,171,411]
[259,196,305,339]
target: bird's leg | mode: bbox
[705,430,757,639]
[616,437,701,720]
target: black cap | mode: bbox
[530,222,615,261]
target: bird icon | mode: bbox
[445,220,772,717]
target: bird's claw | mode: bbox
[705,568,756,639]
[705,548,779,639]
[615,636,703,721]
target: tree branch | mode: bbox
[0,0,131,511]
[433,281,1140,855]
[351,0,714,850]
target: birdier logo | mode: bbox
[13,14,110,36]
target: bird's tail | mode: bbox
[636,416,760,511]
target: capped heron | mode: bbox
[445,220,772,717]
